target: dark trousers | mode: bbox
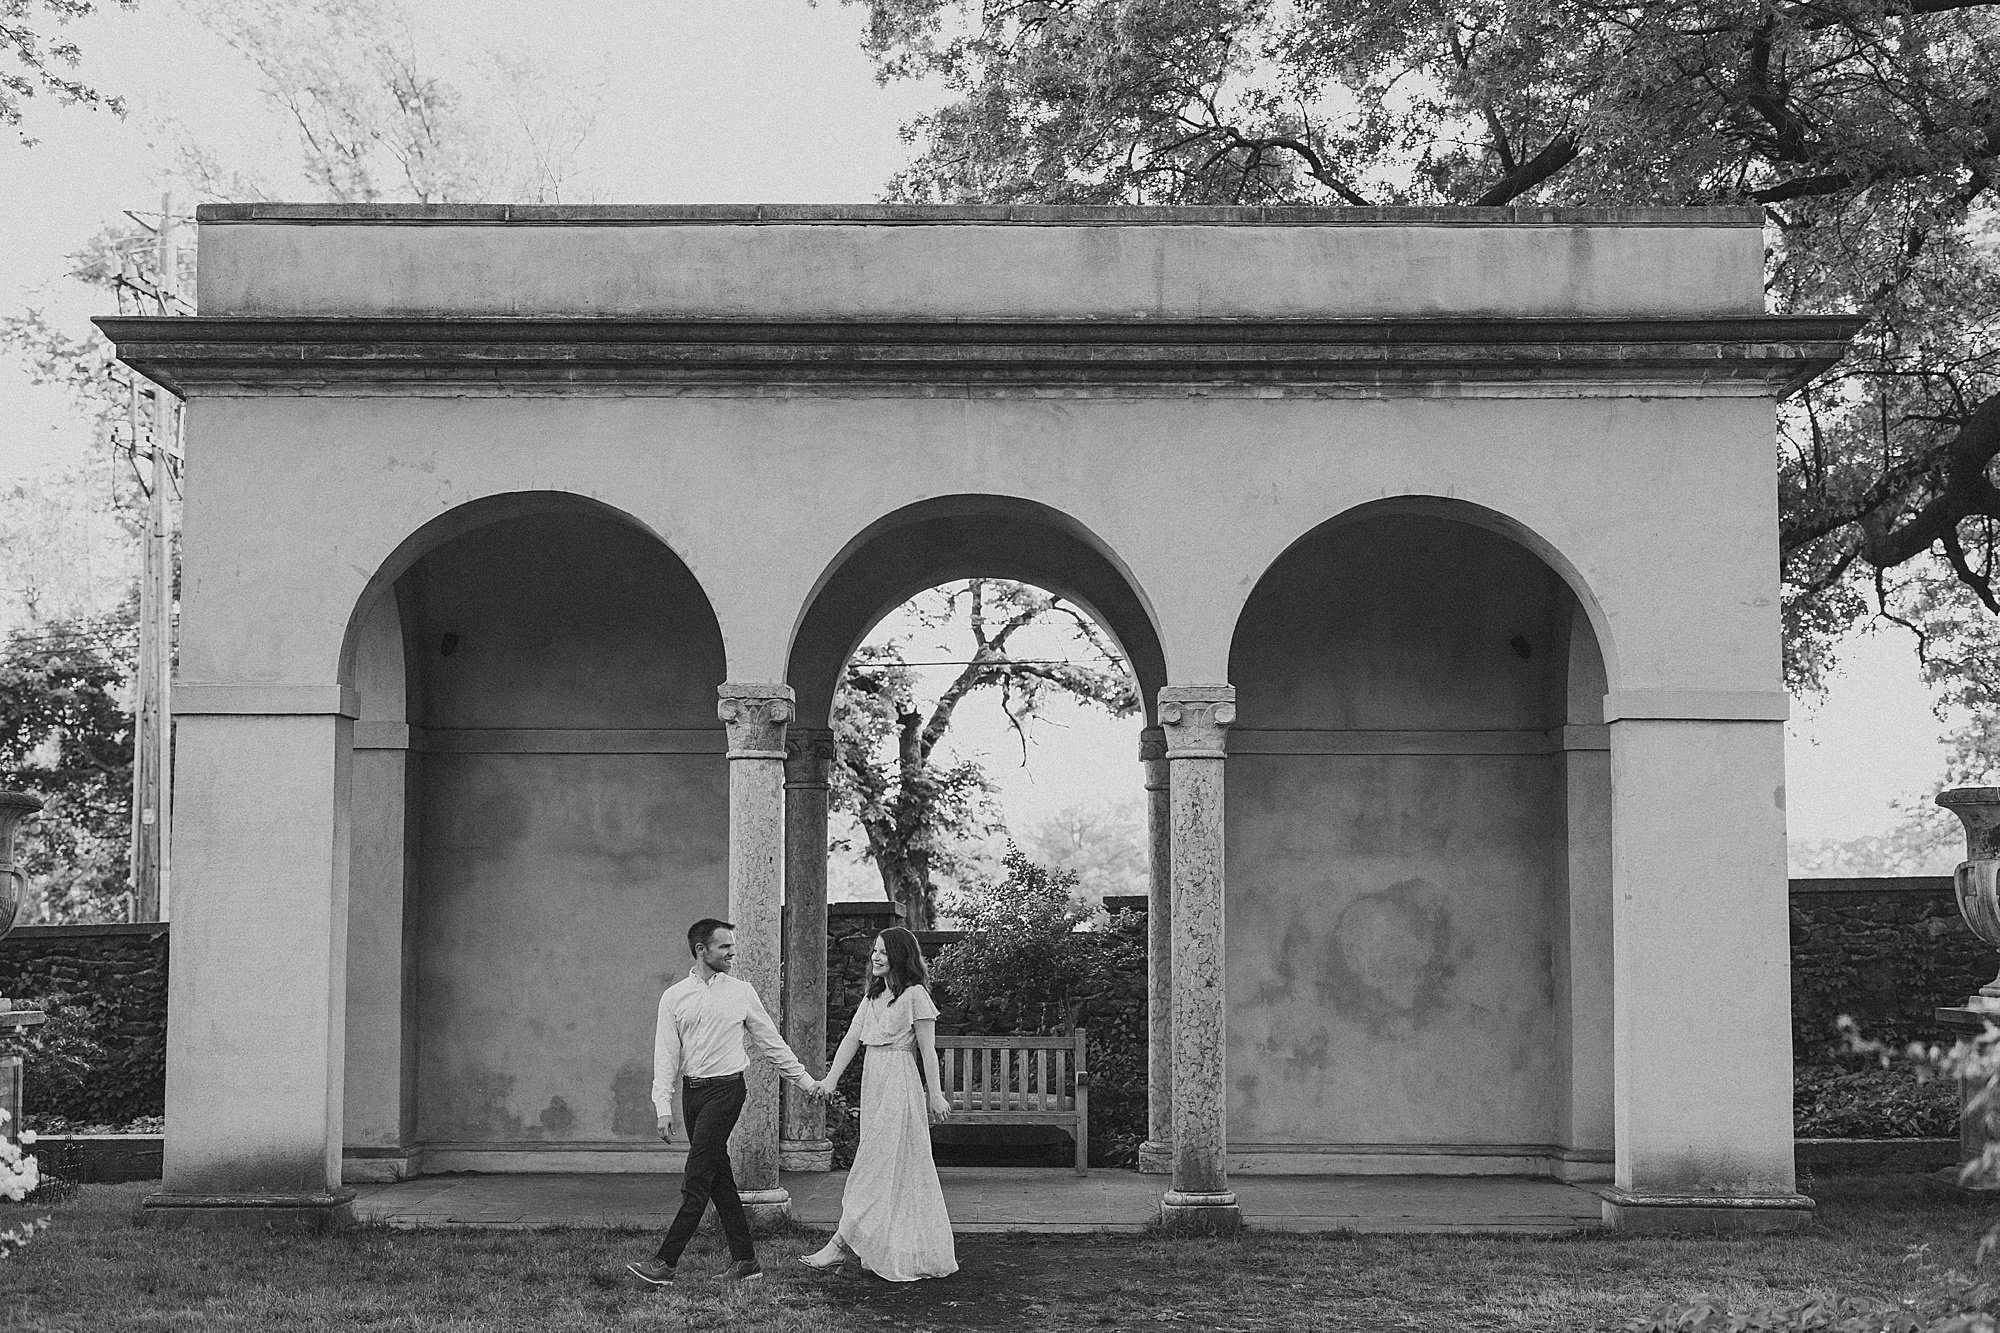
[656,1073,753,1265]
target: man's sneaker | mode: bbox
[720,1258,765,1282]
[626,1258,676,1286]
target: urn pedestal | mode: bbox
[1932,787,2000,1191]
[0,790,44,1148]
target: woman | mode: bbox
[799,927,958,1281]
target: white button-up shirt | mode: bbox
[651,966,813,1120]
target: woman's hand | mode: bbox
[928,1089,952,1120]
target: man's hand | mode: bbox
[656,1114,674,1143]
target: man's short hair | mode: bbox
[688,918,734,956]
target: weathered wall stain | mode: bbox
[430,1065,531,1140]
[611,1060,657,1138]
[538,1095,577,1135]
[1320,877,1459,1038]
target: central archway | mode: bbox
[775,494,1171,1171]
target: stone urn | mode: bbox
[1938,787,2000,1000]
[0,792,41,1147]
[0,790,40,945]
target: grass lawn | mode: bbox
[1,1175,1996,1332]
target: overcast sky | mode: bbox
[0,0,1963,863]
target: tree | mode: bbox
[831,580,1140,928]
[1,0,608,917]
[0,608,136,922]
[1002,801,1147,909]
[2,0,133,145]
[839,0,2000,701]
[171,0,603,205]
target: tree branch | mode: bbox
[1471,133,1580,205]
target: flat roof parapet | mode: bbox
[190,202,1772,321]
[196,202,1764,227]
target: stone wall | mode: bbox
[1790,876,1991,1061]
[0,923,168,1125]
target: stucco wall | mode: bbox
[387,510,730,1155]
[172,391,1779,690]
[1226,518,1585,1161]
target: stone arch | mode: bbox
[1220,498,1612,1179]
[1244,494,1619,695]
[785,494,1168,728]
[339,490,730,1179]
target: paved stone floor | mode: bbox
[351,1169,1605,1234]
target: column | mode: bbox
[1554,607,1613,1182]
[718,682,795,1228]
[1135,726,1174,1175]
[1600,692,1810,1231]
[142,698,357,1231]
[781,726,835,1171]
[1157,685,1240,1234]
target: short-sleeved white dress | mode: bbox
[837,983,959,1281]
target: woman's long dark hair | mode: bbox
[866,927,929,1002]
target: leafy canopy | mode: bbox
[844,0,2000,709]
[831,579,1139,928]
[1,0,133,145]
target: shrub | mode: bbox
[931,847,1148,1167]
[1794,1061,1957,1138]
[0,996,107,1121]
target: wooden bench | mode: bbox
[933,1029,1090,1174]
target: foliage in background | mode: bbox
[1,0,133,145]
[843,0,2000,781]
[832,582,1139,928]
[1794,1062,1955,1140]
[932,845,1107,1031]
[0,995,109,1121]
[170,0,603,205]
[996,801,1148,909]
[0,614,134,921]
[929,847,1149,1165]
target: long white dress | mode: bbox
[837,984,959,1282]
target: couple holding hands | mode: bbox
[626,918,959,1289]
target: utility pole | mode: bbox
[130,192,181,922]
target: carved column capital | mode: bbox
[1139,726,1169,791]
[718,683,795,760]
[1157,686,1237,759]
[784,727,837,788]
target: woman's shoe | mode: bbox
[797,1240,846,1271]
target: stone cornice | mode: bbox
[95,314,1861,398]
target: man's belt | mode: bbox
[683,1072,745,1089]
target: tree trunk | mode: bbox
[863,816,936,929]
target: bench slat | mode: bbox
[929,1029,1090,1174]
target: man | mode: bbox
[627,917,822,1287]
